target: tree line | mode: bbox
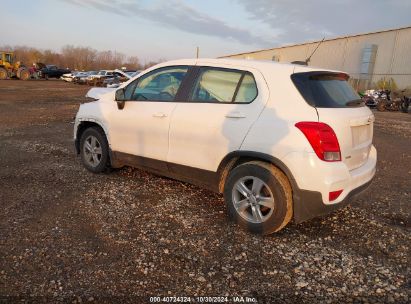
[0,45,162,71]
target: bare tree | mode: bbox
[1,44,147,71]
[142,58,165,69]
[123,56,141,70]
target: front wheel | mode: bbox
[79,127,110,173]
[0,67,8,80]
[224,161,293,235]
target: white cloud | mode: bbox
[235,0,411,44]
[62,0,275,46]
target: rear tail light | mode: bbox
[295,122,341,161]
[329,190,343,201]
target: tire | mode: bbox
[224,161,293,235]
[0,67,8,80]
[400,98,409,113]
[19,69,30,80]
[79,127,110,173]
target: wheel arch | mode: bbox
[217,151,298,194]
[75,120,109,154]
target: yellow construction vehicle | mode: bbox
[0,51,30,80]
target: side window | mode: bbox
[234,74,258,103]
[190,68,242,102]
[189,68,257,103]
[126,66,188,101]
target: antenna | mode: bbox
[305,37,325,64]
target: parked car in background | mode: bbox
[362,94,378,108]
[61,71,82,82]
[61,72,73,82]
[90,70,114,80]
[86,70,114,86]
[105,70,142,88]
[74,71,97,84]
[103,69,133,87]
[74,58,376,235]
[39,64,71,79]
[125,70,141,77]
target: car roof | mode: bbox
[152,58,343,76]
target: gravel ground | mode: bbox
[0,80,410,303]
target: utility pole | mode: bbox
[196,47,199,59]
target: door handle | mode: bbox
[152,112,167,118]
[225,112,246,118]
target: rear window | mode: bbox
[291,72,363,108]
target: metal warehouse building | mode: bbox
[221,26,411,91]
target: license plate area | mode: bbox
[351,124,371,147]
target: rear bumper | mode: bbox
[293,178,373,224]
[282,145,377,223]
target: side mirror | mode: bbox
[115,88,126,110]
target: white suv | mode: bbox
[74,59,377,234]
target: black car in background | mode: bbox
[38,64,71,79]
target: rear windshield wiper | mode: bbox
[345,99,364,107]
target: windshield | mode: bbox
[98,71,106,75]
[5,54,12,63]
[291,72,363,108]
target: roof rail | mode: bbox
[291,61,308,66]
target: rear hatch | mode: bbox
[291,71,374,171]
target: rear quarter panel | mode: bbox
[241,65,319,159]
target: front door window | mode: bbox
[127,66,188,101]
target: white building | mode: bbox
[221,26,411,91]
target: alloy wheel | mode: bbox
[83,135,103,167]
[232,176,275,224]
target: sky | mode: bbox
[1,0,410,63]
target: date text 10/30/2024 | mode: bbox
[149,296,258,303]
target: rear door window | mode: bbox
[189,67,257,103]
[291,72,363,108]
[234,73,258,103]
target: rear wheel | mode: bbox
[80,127,110,173]
[19,69,30,80]
[224,161,293,234]
[0,68,8,80]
